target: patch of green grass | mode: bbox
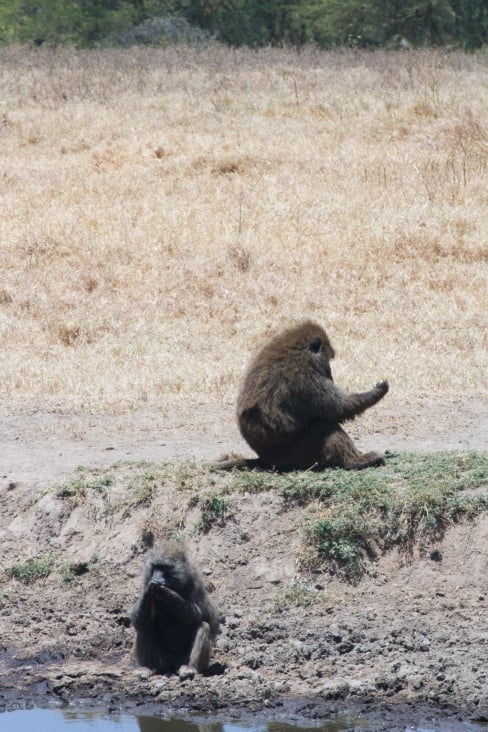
[6,553,56,584]
[196,493,232,533]
[122,471,157,511]
[55,468,116,517]
[276,581,331,608]
[59,564,77,585]
[225,451,488,582]
[56,471,114,500]
[170,461,210,490]
[116,461,209,515]
[124,460,209,490]
[58,561,90,585]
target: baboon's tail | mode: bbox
[211,454,266,471]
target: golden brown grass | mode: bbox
[0,44,487,415]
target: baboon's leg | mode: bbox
[260,421,333,470]
[262,422,384,471]
[319,425,385,469]
[134,635,175,674]
[188,621,212,672]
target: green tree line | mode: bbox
[0,0,487,48]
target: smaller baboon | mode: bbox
[215,320,389,471]
[131,541,220,677]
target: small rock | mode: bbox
[178,665,196,681]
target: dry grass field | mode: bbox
[0,46,487,725]
[0,44,487,416]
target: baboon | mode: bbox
[131,541,220,677]
[215,320,389,471]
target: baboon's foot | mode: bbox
[178,664,196,680]
[345,451,386,470]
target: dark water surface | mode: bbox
[1,709,487,732]
[0,710,346,732]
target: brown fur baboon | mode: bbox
[215,320,389,471]
[131,541,220,678]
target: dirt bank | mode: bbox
[0,400,487,731]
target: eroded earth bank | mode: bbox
[0,401,487,731]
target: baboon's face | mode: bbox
[144,554,188,596]
[304,330,334,381]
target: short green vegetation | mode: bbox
[56,469,115,518]
[6,553,56,584]
[197,493,232,533]
[58,560,91,585]
[33,452,487,586]
[55,461,202,515]
[123,471,158,512]
[56,471,114,500]
[277,581,331,608]
[225,451,488,582]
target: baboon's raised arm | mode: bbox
[311,379,389,424]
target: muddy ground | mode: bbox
[0,399,487,731]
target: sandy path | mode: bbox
[1,398,487,489]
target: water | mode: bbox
[1,709,487,732]
[0,711,349,732]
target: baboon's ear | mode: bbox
[308,337,322,353]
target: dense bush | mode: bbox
[107,15,211,46]
[0,0,487,50]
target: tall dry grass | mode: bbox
[0,45,487,414]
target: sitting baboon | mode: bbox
[215,320,389,471]
[131,541,220,677]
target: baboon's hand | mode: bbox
[375,380,389,394]
[147,579,162,596]
[151,583,181,604]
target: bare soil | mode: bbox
[1,399,487,731]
